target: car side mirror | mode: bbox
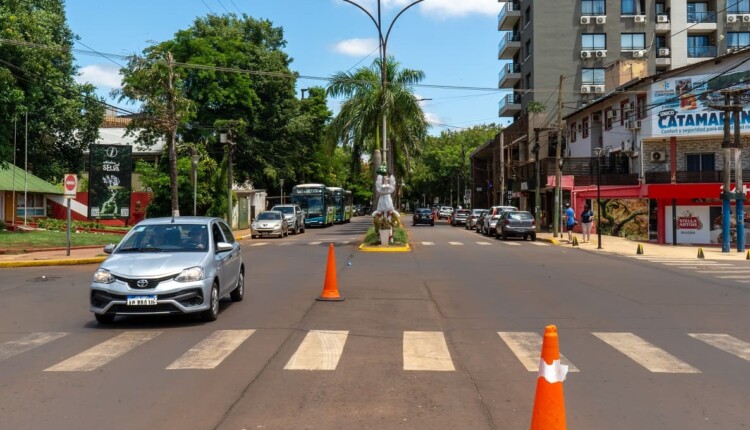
[216,242,233,253]
[103,244,116,254]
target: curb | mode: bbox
[358,243,411,252]
[0,257,108,268]
[541,237,562,246]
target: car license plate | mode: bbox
[126,295,157,306]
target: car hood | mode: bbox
[102,252,208,277]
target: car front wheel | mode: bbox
[201,283,220,322]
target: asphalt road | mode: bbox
[0,216,749,429]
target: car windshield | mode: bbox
[257,212,281,221]
[417,209,432,214]
[273,206,294,214]
[118,224,208,252]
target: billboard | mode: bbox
[88,144,132,219]
[651,66,750,136]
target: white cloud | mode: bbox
[425,111,442,125]
[76,64,122,88]
[333,38,380,57]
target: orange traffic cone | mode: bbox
[530,325,568,430]
[317,243,344,301]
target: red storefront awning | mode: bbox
[648,183,748,199]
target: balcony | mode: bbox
[512,157,637,186]
[498,1,521,31]
[655,57,672,67]
[687,11,718,31]
[644,170,737,184]
[688,45,717,58]
[498,63,521,88]
[655,14,670,32]
[498,93,521,117]
[498,32,521,59]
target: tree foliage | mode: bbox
[0,0,104,180]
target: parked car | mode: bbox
[465,208,486,230]
[90,217,244,324]
[412,208,435,226]
[480,205,519,236]
[438,206,454,219]
[450,209,472,226]
[251,211,289,238]
[271,204,305,234]
[497,210,537,241]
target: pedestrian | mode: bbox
[564,203,576,242]
[580,204,594,243]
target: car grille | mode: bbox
[113,274,175,289]
[109,304,179,314]
[91,289,203,313]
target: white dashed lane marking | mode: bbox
[689,333,750,362]
[449,242,463,246]
[45,331,162,372]
[421,242,435,246]
[0,332,68,362]
[403,331,455,371]
[284,330,348,370]
[592,332,700,373]
[167,330,255,370]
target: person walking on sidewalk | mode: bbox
[564,203,576,243]
[580,204,594,243]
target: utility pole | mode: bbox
[500,133,505,206]
[709,90,745,253]
[533,129,542,231]
[734,92,745,253]
[220,131,234,228]
[166,51,180,217]
[553,75,564,238]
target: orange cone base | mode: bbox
[316,295,345,302]
[530,380,566,430]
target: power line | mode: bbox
[199,0,214,13]
[228,0,242,14]
[215,0,231,14]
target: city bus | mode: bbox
[328,187,353,224]
[291,183,334,227]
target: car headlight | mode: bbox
[175,266,204,282]
[93,268,115,284]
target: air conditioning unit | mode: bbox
[633,50,645,58]
[728,14,738,23]
[606,110,617,120]
[581,50,592,58]
[743,14,750,22]
[580,16,591,24]
[634,15,647,23]
[650,151,666,162]
[596,50,607,58]
[592,85,606,93]
[658,47,670,56]
[581,85,591,93]
[596,16,607,24]
[626,119,642,129]
[657,14,669,23]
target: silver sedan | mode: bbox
[251,211,289,238]
[90,217,244,324]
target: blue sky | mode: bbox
[66,0,509,134]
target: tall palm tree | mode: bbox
[327,56,427,184]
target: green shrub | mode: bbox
[36,218,107,232]
[0,219,6,231]
[363,226,408,246]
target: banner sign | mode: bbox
[88,144,132,219]
[651,66,750,136]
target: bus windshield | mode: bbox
[305,197,324,218]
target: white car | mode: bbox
[438,206,453,219]
[251,211,289,238]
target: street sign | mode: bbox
[63,174,77,198]
[464,189,471,198]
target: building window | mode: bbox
[686,153,716,171]
[525,40,532,58]
[655,35,667,50]
[620,99,631,126]
[604,107,614,129]
[621,33,646,50]
[621,0,644,15]
[582,68,605,85]
[582,0,605,15]
[727,32,750,50]
[688,35,713,57]
[687,2,710,23]
[525,73,532,90]
[16,193,45,217]
[728,0,750,14]
[582,33,607,50]
[582,117,590,139]
[637,94,647,119]
[524,6,531,26]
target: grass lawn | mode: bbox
[0,230,123,251]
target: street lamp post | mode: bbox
[533,141,541,232]
[280,178,285,205]
[342,0,424,170]
[594,148,603,249]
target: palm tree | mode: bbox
[327,56,427,184]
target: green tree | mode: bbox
[0,0,104,179]
[326,56,427,184]
[408,124,503,207]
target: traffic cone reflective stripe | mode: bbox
[530,325,567,430]
[317,243,344,301]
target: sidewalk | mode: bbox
[537,231,750,261]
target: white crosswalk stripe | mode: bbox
[593,332,700,373]
[696,270,750,273]
[688,333,750,362]
[45,331,162,372]
[529,242,549,246]
[449,242,463,246]
[421,242,435,246]
[497,241,520,246]
[0,332,68,362]
[477,242,492,246]
[497,332,579,372]
[309,241,322,245]
[284,330,348,370]
[279,242,293,246]
[250,242,269,247]
[403,331,454,371]
[167,330,255,370]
